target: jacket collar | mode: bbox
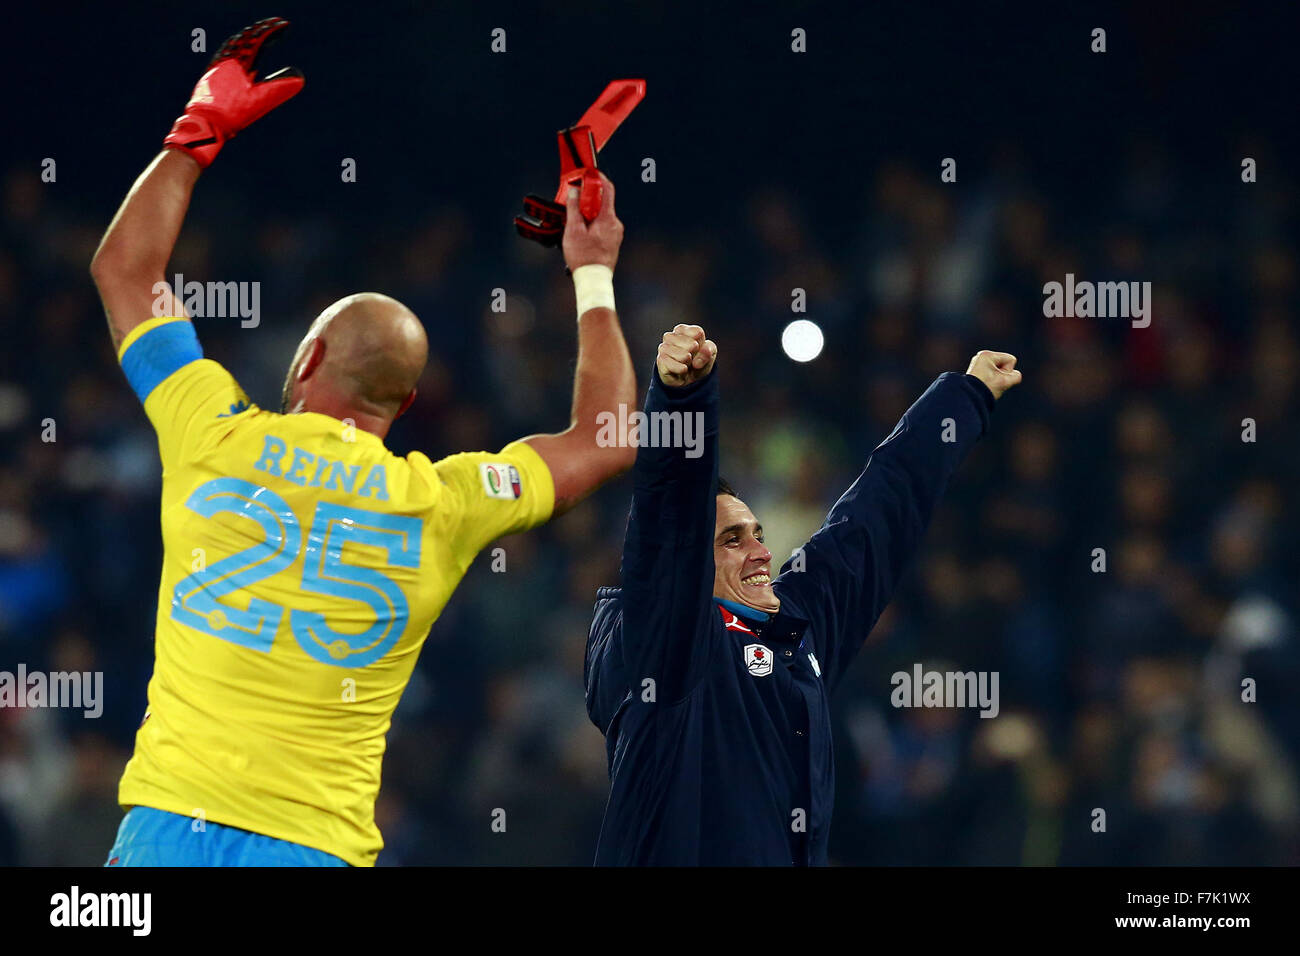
[716,599,809,645]
[716,598,770,623]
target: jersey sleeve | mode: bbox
[431,440,556,566]
[117,316,253,467]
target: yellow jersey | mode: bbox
[115,316,554,866]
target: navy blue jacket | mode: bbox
[585,364,996,865]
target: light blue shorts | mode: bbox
[106,806,349,867]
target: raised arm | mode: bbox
[90,18,304,350]
[618,326,720,701]
[91,151,198,350]
[522,173,638,514]
[773,351,1022,690]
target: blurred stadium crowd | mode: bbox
[0,134,1296,865]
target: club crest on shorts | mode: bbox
[479,463,522,500]
[744,643,773,677]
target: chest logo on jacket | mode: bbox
[744,644,773,677]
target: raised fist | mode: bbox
[965,350,1023,399]
[657,324,717,387]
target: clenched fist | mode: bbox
[563,171,623,271]
[657,324,717,387]
[966,350,1023,399]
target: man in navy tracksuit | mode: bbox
[585,324,1022,865]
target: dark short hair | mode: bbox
[716,476,740,499]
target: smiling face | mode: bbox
[713,494,781,614]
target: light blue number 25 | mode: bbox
[170,477,422,668]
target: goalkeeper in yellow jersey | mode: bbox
[90,18,636,866]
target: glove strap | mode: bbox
[514,194,566,247]
[163,111,226,169]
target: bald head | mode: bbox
[281,293,428,433]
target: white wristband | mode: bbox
[572,264,616,317]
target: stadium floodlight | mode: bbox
[782,319,825,362]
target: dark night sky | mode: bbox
[5,1,1296,250]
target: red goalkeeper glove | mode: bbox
[515,79,645,247]
[163,17,304,168]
